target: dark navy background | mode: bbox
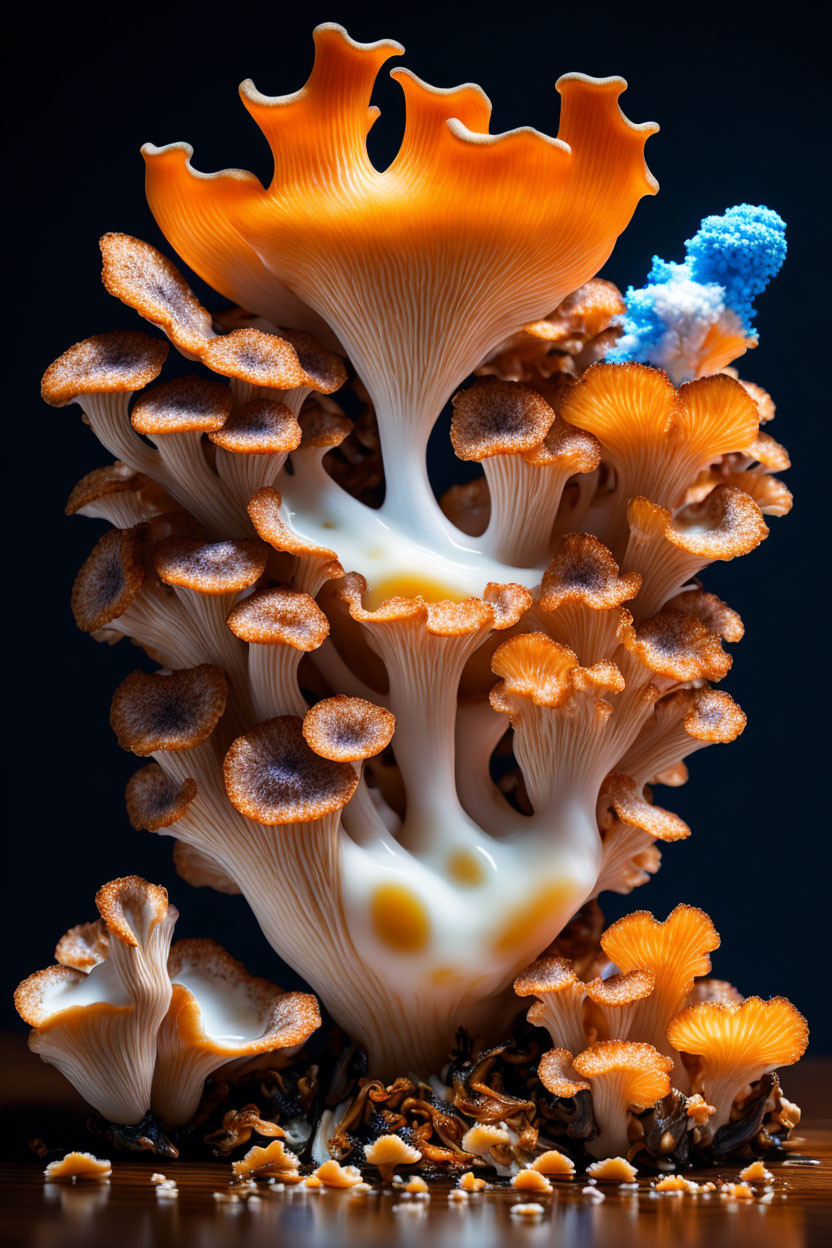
[4,3,826,1045]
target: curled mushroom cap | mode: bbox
[151,938,321,1126]
[100,232,214,355]
[297,399,353,448]
[226,587,329,649]
[248,486,340,563]
[110,665,228,755]
[666,997,809,1128]
[668,589,744,644]
[601,773,690,843]
[152,537,267,595]
[71,526,146,633]
[620,607,731,683]
[55,922,110,973]
[668,486,768,560]
[572,1041,673,1157]
[208,398,301,454]
[363,1134,422,1182]
[223,716,359,824]
[125,764,197,831]
[65,463,157,518]
[41,331,169,406]
[684,689,747,743]
[14,877,176,1125]
[491,632,623,715]
[522,414,602,470]
[131,376,232,435]
[536,1048,590,1099]
[302,696,395,762]
[540,533,641,612]
[585,970,655,1011]
[450,377,555,460]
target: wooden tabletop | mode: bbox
[1,1035,829,1247]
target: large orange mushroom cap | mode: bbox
[572,1040,673,1157]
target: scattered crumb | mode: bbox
[393,1201,426,1215]
[458,1171,487,1192]
[511,1169,552,1194]
[44,1152,112,1181]
[213,1191,240,1204]
[510,1202,545,1219]
[654,1175,699,1194]
[581,1185,606,1202]
[586,1157,638,1183]
[449,1188,469,1203]
[699,1181,717,1194]
[530,1149,575,1177]
[721,1182,755,1200]
[301,1175,323,1189]
[620,1181,640,1191]
[759,1191,774,1204]
[315,1160,364,1189]
[351,1182,374,1194]
[150,1173,167,1185]
[403,1176,428,1193]
[739,1161,774,1184]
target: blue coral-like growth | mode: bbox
[608,205,786,379]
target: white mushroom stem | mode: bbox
[476,456,571,566]
[248,642,308,719]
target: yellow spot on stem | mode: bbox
[448,850,486,886]
[492,883,574,954]
[371,883,430,953]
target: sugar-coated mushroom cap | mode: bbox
[72,526,146,632]
[226,587,329,649]
[43,1152,112,1180]
[572,1041,673,1107]
[529,1149,575,1176]
[95,876,172,947]
[110,665,228,755]
[302,696,395,761]
[248,487,340,562]
[42,331,169,407]
[363,1134,422,1167]
[667,590,744,644]
[586,1156,638,1182]
[100,232,214,355]
[619,608,731,682]
[522,414,602,470]
[297,401,353,449]
[669,486,768,559]
[450,377,555,460]
[601,773,690,842]
[279,329,348,395]
[540,533,641,612]
[491,632,624,714]
[537,1048,590,1098]
[152,537,268,595]
[667,997,808,1070]
[511,1169,553,1193]
[514,955,579,998]
[338,571,502,636]
[131,376,232,435]
[200,326,346,393]
[125,764,197,831]
[223,716,359,824]
[601,904,720,993]
[685,688,747,742]
[55,921,110,972]
[66,463,152,516]
[208,398,301,454]
[166,937,321,1053]
[584,969,655,1007]
[483,582,535,629]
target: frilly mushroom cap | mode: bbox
[100,232,214,356]
[125,764,197,831]
[511,1169,553,1193]
[41,331,169,406]
[110,665,228,755]
[585,1156,638,1182]
[223,716,359,824]
[525,278,626,342]
[668,486,768,559]
[584,970,655,1009]
[279,329,348,396]
[601,773,690,842]
[363,1133,422,1173]
[131,376,232,435]
[226,587,329,648]
[676,373,760,459]
[514,955,579,999]
[459,1123,512,1155]
[490,632,623,714]
[483,582,535,629]
[572,1040,673,1107]
[232,1138,300,1179]
[43,1152,112,1180]
[302,695,395,762]
[208,398,301,454]
[667,589,744,644]
[738,378,775,424]
[152,537,268,595]
[65,463,153,516]
[540,533,641,612]
[529,1149,576,1176]
[619,608,731,682]
[248,487,340,562]
[522,414,602,470]
[601,904,720,1004]
[337,571,506,637]
[450,377,555,460]
[72,526,146,632]
[200,326,346,393]
[55,921,110,972]
[166,937,321,1054]
[537,1048,590,1098]
[95,876,173,947]
[297,401,353,449]
[685,688,747,743]
[666,997,809,1073]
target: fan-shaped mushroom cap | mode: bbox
[363,1134,422,1181]
[72,526,147,633]
[314,1160,364,1188]
[41,331,169,407]
[619,607,731,683]
[65,463,165,525]
[131,376,232,435]
[511,1169,553,1193]
[110,665,228,755]
[100,232,214,356]
[151,938,321,1126]
[125,764,197,831]
[600,773,690,842]
[223,716,358,824]
[302,696,395,762]
[200,326,346,394]
[667,996,808,1128]
[14,877,176,1124]
[152,537,267,595]
[226,587,329,648]
[573,1041,673,1157]
[667,590,744,644]
[536,1048,590,1099]
[55,922,110,973]
[44,1152,112,1180]
[491,632,623,713]
[450,378,555,460]
[460,1123,512,1160]
[541,534,641,613]
[231,1138,300,1179]
[684,689,747,742]
[669,486,768,559]
[208,398,301,454]
[529,1149,575,1176]
[586,1156,638,1182]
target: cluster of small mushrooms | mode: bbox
[18,22,806,1176]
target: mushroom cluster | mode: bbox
[37,23,797,1091]
[15,878,320,1135]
